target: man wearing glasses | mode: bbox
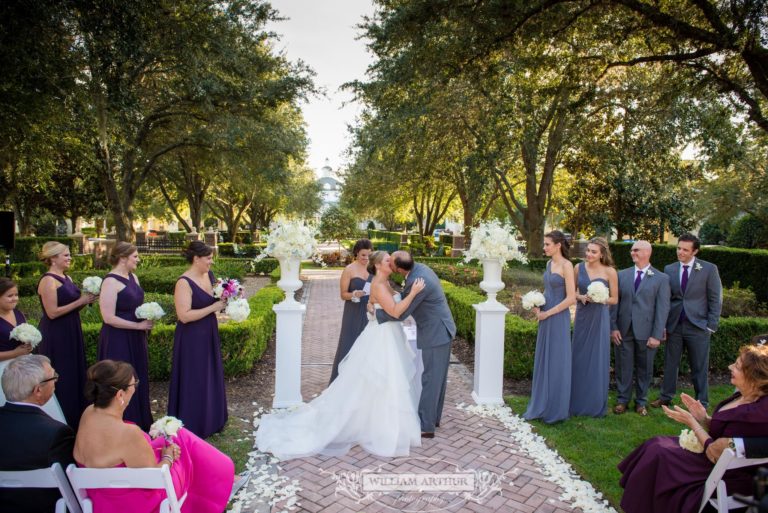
[0,354,75,513]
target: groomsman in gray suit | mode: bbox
[610,241,671,416]
[377,251,456,438]
[651,233,722,408]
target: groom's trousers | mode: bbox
[420,343,451,432]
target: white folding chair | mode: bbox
[699,448,768,513]
[0,462,82,513]
[66,463,186,513]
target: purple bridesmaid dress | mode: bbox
[0,309,25,354]
[167,271,227,438]
[98,273,153,431]
[37,273,88,429]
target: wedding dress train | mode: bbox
[256,296,422,460]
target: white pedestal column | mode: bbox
[272,257,305,408]
[472,301,508,405]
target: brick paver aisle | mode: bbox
[278,269,579,513]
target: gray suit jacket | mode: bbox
[610,266,671,341]
[664,259,722,333]
[376,263,456,349]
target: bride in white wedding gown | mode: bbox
[256,251,425,460]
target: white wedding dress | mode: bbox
[256,295,422,460]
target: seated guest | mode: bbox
[0,355,75,513]
[618,344,768,513]
[74,360,234,513]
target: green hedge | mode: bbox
[367,229,402,244]
[218,243,264,258]
[18,292,177,324]
[78,285,284,380]
[610,243,768,303]
[3,237,78,262]
[10,255,95,278]
[442,281,768,379]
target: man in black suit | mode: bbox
[0,355,75,513]
[707,436,768,462]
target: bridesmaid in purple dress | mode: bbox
[168,241,227,438]
[98,242,154,431]
[37,241,97,428]
[619,344,768,513]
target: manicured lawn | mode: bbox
[505,384,735,510]
[207,416,255,473]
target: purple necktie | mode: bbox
[680,264,690,322]
[634,270,643,291]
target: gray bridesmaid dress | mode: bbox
[569,264,610,417]
[329,274,371,384]
[524,261,571,424]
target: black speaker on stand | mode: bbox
[0,211,15,277]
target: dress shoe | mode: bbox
[636,405,648,416]
[613,403,627,414]
[650,398,672,408]
[421,432,435,439]
[435,422,440,428]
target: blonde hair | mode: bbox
[109,242,137,267]
[39,241,69,266]
[588,237,614,267]
[366,251,388,275]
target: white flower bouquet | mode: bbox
[149,416,184,441]
[225,298,251,322]
[9,323,42,348]
[586,281,610,304]
[521,290,546,311]
[135,302,165,321]
[678,428,704,453]
[82,276,103,295]
[463,220,528,267]
[256,220,318,261]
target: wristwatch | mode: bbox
[728,438,736,450]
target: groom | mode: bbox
[377,250,456,438]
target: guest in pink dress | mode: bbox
[74,360,234,513]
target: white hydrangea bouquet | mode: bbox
[135,302,165,321]
[82,276,103,295]
[678,428,704,453]
[521,290,546,311]
[9,323,43,348]
[255,219,318,261]
[149,416,184,441]
[225,298,250,322]
[586,281,610,303]
[463,220,527,267]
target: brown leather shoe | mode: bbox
[636,406,648,416]
[613,403,627,414]
[421,432,435,439]
[650,398,671,408]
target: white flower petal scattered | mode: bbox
[9,323,42,348]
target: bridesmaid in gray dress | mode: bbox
[329,239,373,384]
[524,231,576,424]
[569,237,619,417]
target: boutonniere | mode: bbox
[694,263,703,271]
[646,269,655,276]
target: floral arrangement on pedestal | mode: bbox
[463,220,528,267]
[256,220,318,261]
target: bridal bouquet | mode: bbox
[678,428,704,453]
[521,290,546,311]
[82,276,103,295]
[586,281,610,303]
[9,323,42,348]
[135,302,165,321]
[213,278,250,322]
[255,220,317,261]
[149,416,184,441]
[463,220,527,267]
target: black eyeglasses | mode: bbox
[126,380,140,389]
[40,373,59,384]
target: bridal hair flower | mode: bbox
[9,323,42,348]
[521,290,546,310]
[678,429,704,453]
[135,302,165,321]
[586,282,610,304]
[149,416,184,441]
[82,276,103,295]
[463,220,527,267]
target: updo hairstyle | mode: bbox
[109,241,138,267]
[183,240,213,263]
[738,345,768,397]
[367,251,387,275]
[39,241,69,266]
[85,360,137,408]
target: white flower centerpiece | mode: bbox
[464,220,527,303]
[82,276,103,295]
[257,220,318,304]
[586,281,610,304]
[135,302,165,321]
[521,290,546,311]
[10,323,43,348]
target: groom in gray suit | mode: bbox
[377,251,456,438]
[651,233,722,408]
[610,241,670,416]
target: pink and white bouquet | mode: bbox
[214,278,250,322]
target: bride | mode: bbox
[256,251,425,459]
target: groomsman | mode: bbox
[610,241,670,416]
[651,233,722,408]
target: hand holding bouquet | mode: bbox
[521,290,546,311]
[10,323,43,349]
